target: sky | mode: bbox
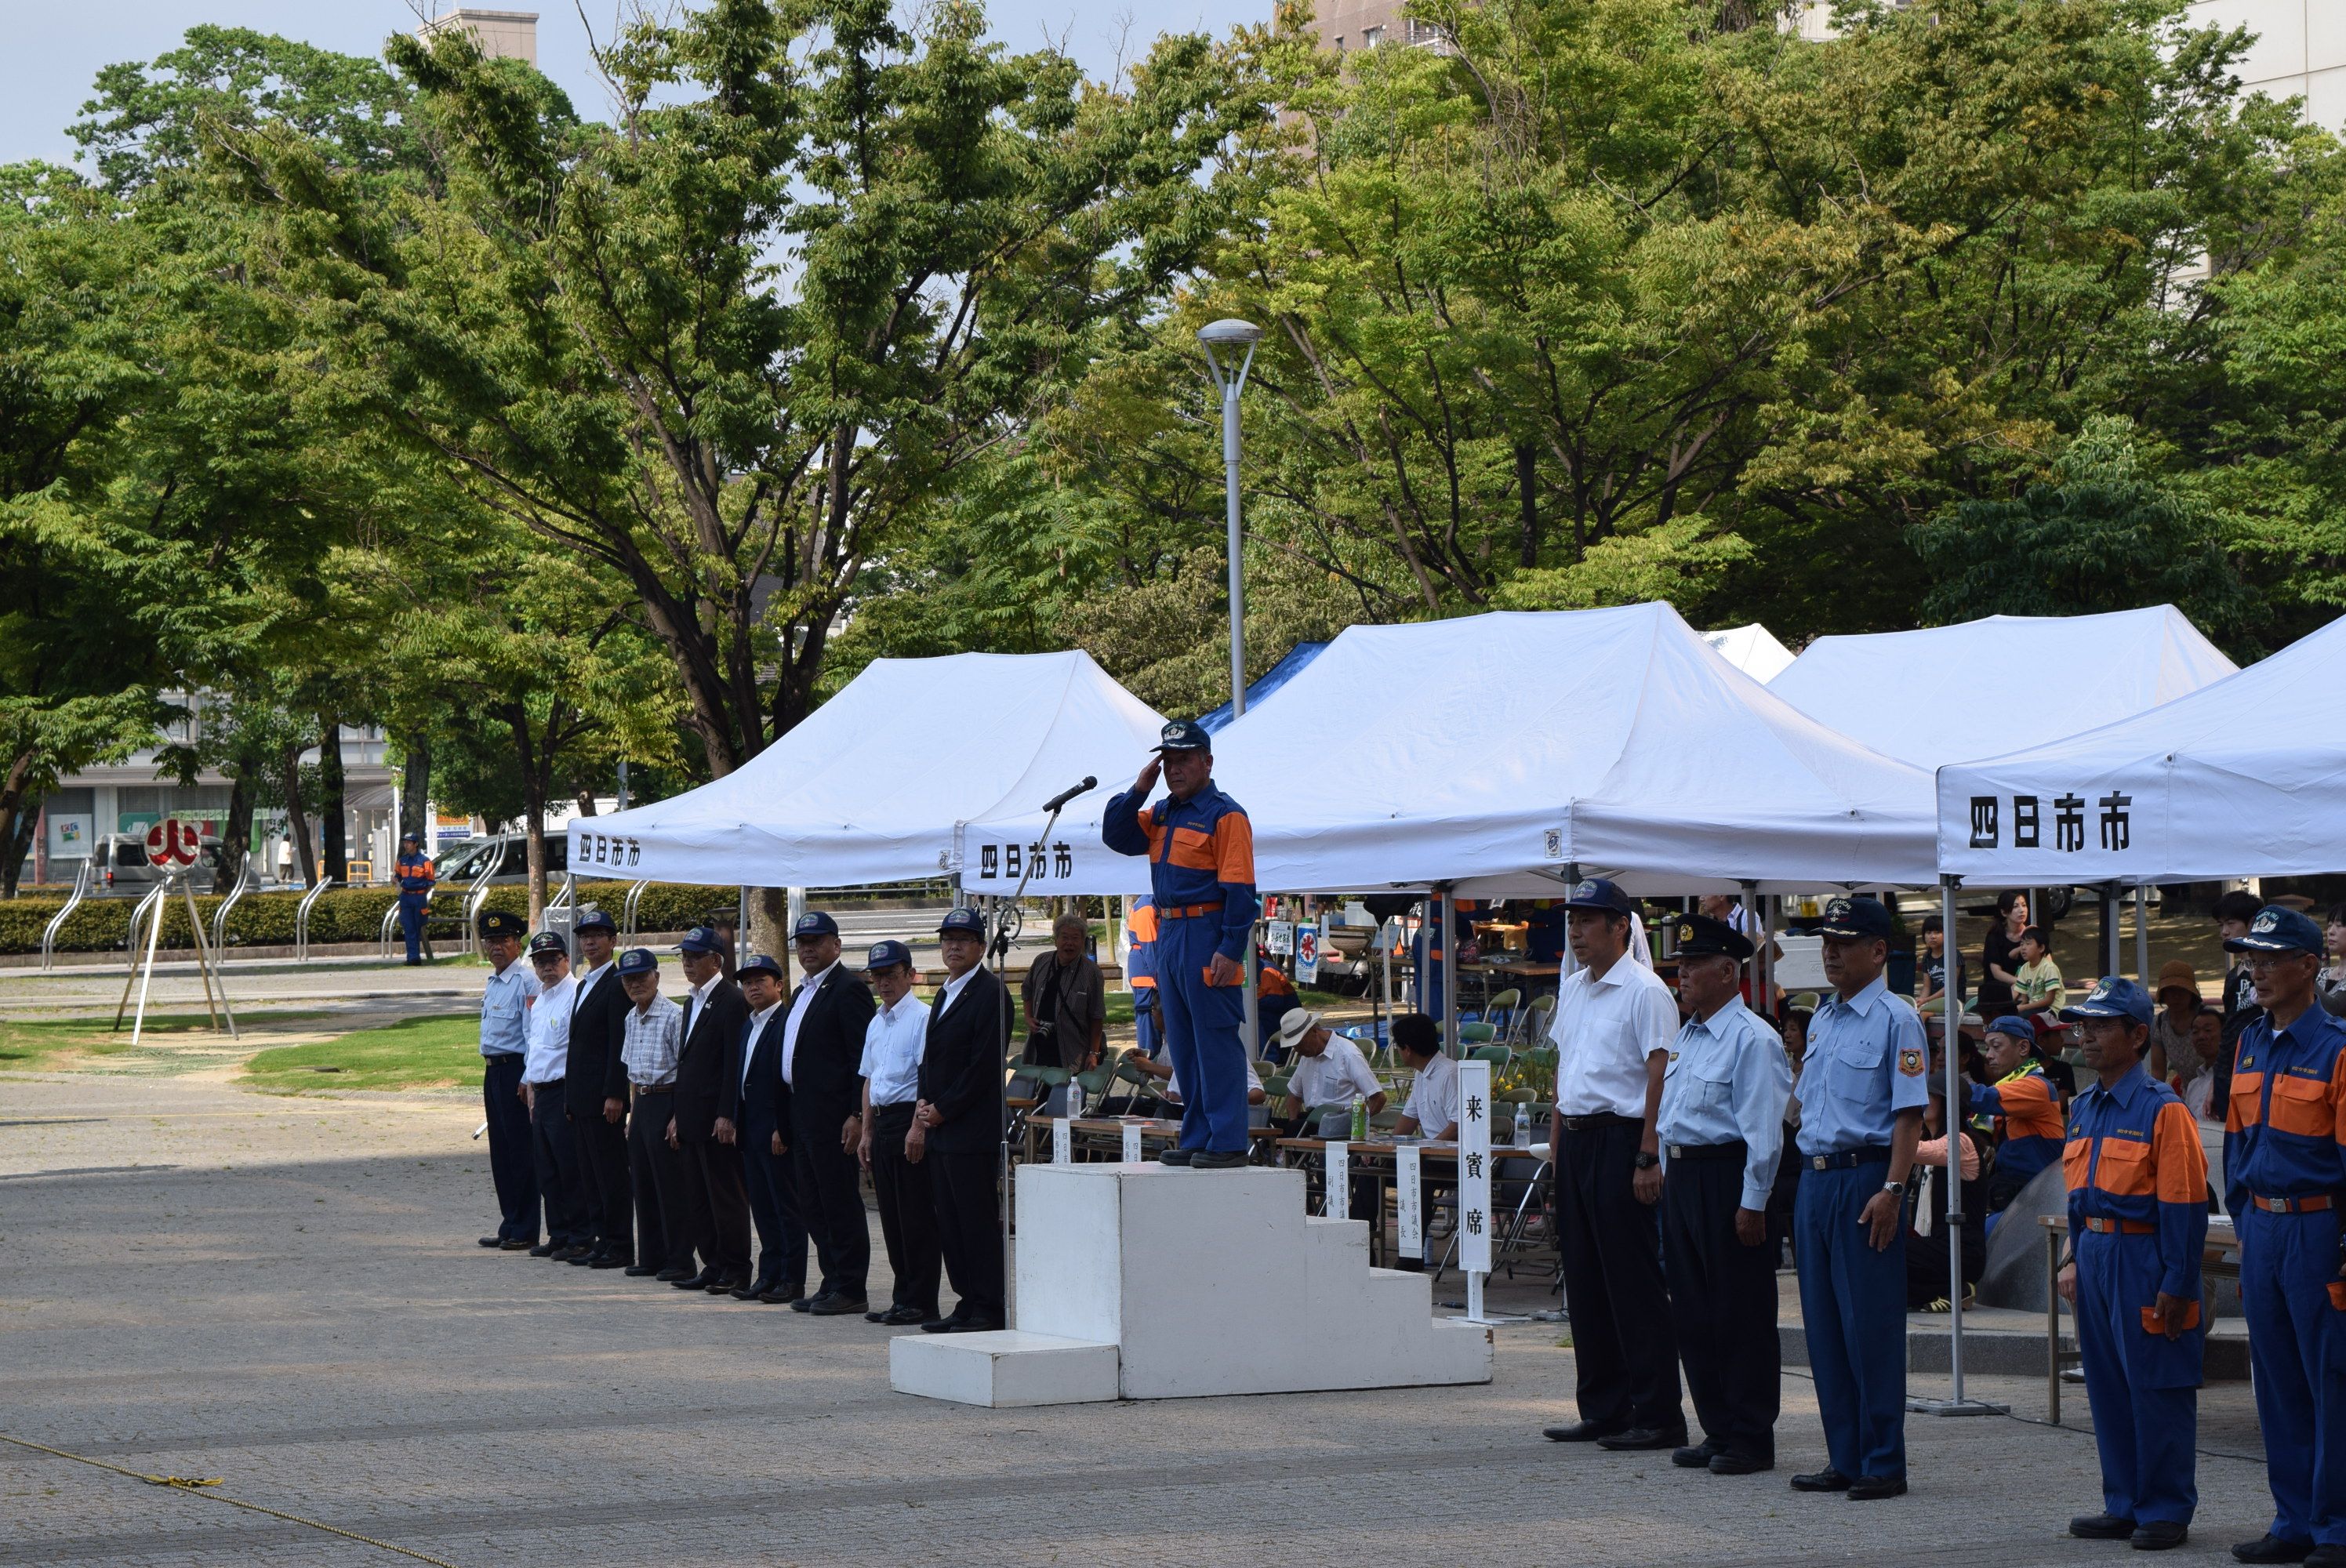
[2,1,1271,172]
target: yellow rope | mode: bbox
[0,1432,463,1568]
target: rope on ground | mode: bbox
[0,1431,464,1567]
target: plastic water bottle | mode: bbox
[1351,1095,1367,1142]
[1515,1108,1531,1148]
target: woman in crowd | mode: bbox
[1978,891,2029,1021]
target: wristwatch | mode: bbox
[1883,1180,1904,1194]
[1633,1152,1660,1171]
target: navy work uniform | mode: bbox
[1793,896,1929,1492]
[2058,977,2208,1539]
[1657,914,1792,1472]
[2224,906,2346,1556]
[394,835,436,965]
[1127,897,1160,1062]
[475,908,540,1248]
[1102,720,1259,1159]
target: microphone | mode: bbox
[1040,776,1096,814]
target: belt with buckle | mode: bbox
[1560,1112,1638,1132]
[1807,1146,1894,1171]
[1161,901,1226,920]
[633,1081,675,1094]
[2083,1217,2155,1235]
[1665,1141,1748,1162]
[2252,1193,2336,1214]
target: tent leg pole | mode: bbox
[1913,876,2006,1417]
[1439,887,1457,1058]
[2134,886,2150,983]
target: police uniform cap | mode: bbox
[938,906,986,938]
[573,905,618,935]
[1561,877,1635,916]
[865,938,913,971]
[2223,905,2324,956]
[526,931,568,958]
[792,910,841,940]
[476,909,527,940]
[2058,975,2155,1029]
[1671,912,1752,961]
[737,953,785,981]
[616,947,659,976]
[1153,719,1212,753]
[677,925,731,957]
[1814,896,1891,941]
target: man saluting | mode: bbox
[1103,720,1258,1170]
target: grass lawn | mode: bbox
[0,1014,217,1072]
[242,1014,484,1093]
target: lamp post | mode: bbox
[1198,318,1263,717]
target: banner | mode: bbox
[1295,920,1321,985]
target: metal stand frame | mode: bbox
[111,869,238,1044]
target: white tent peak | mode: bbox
[1702,622,1797,682]
[1769,604,2235,768]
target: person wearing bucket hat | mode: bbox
[563,904,635,1267]
[2053,976,2207,1552]
[913,906,1011,1331]
[473,908,541,1252]
[2220,906,2346,1564]
[1102,720,1259,1170]
[1963,1015,2065,1218]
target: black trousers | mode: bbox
[870,1102,940,1316]
[739,1101,807,1293]
[1555,1115,1683,1432]
[568,1088,632,1256]
[1660,1146,1778,1462]
[929,1147,1002,1324]
[677,1135,751,1281]
[529,1079,589,1248]
[482,1053,539,1242]
[793,1092,870,1298]
[625,1088,682,1269]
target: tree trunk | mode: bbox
[503,702,549,926]
[0,747,34,898]
[401,735,430,844]
[573,789,597,817]
[218,769,252,884]
[753,886,789,981]
[1516,443,1542,568]
[318,716,348,887]
[278,744,318,886]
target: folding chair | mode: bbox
[1485,987,1523,1043]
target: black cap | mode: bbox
[939,906,986,938]
[737,953,785,981]
[1815,896,1891,942]
[1562,877,1635,916]
[476,909,527,940]
[616,947,658,976]
[2224,906,2325,956]
[1670,913,1752,961]
[791,910,841,940]
[677,925,731,957]
[1153,719,1211,753]
[573,905,617,935]
[527,931,568,958]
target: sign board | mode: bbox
[1458,1061,1493,1274]
[48,814,90,860]
[1120,1121,1143,1163]
[1265,920,1294,956]
[1396,1144,1424,1262]
[145,817,202,869]
[1052,1116,1072,1165]
[1325,1142,1349,1221]
[1295,921,1321,985]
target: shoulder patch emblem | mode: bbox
[1898,1047,1925,1077]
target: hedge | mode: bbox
[0,882,746,956]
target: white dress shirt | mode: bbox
[781,961,839,1087]
[523,973,576,1084]
[740,1002,782,1096]
[860,993,932,1106]
[1402,1050,1461,1134]
[932,965,980,1020]
[1287,1036,1382,1109]
[1550,952,1679,1117]
[682,971,724,1043]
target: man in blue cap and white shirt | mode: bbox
[1792,895,1927,1501]
[857,938,939,1326]
[2221,905,2346,1566]
[2054,974,2207,1553]
[474,908,539,1251]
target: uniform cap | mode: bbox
[2223,905,2324,956]
[737,953,785,980]
[938,906,987,938]
[476,909,527,939]
[792,910,841,940]
[573,905,618,935]
[1153,719,1212,753]
[866,938,913,971]
[616,947,659,976]
[2058,975,2155,1028]
[526,931,568,958]
[1814,896,1891,941]
[1984,1014,2036,1043]
[1671,912,1752,961]
[677,924,731,957]
[1561,877,1634,916]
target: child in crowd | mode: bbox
[2013,926,2066,1025]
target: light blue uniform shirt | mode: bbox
[480,960,540,1058]
[1795,974,1930,1156]
[859,993,932,1108]
[1658,995,1794,1211]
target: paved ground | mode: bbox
[0,1070,2285,1566]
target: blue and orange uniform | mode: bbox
[2224,906,2346,1553]
[1103,722,1258,1156]
[1126,897,1160,1062]
[394,836,436,966]
[2060,978,2208,1534]
[1257,958,1298,1058]
[1967,1057,2065,1214]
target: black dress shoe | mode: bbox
[941,1316,1004,1332]
[759,1285,804,1305]
[1542,1420,1625,1443]
[478,1235,505,1248]
[2234,1537,2315,1564]
[655,1266,694,1283]
[500,1238,534,1251]
[808,1293,870,1316]
[1709,1453,1770,1476]
[567,1247,603,1265]
[672,1269,721,1290]
[1847,1475,1907,1501]
[870,1305,931,1325]
[528,1242,559,1258]
[1192,1149,1247,1169]
[590,1253,632,1270]
[624,1263,662,1277]
[706,1275,745,1294]
[2132,1522,2188,1552]
[555,1245,594,1263]
[731,1280,773,1301]
[1597,1427,1688,1452]
[921,1314,968,1333]
[792,1293,826,1313]
[1672,1441,1722,1468]
[2301,1547,2346,1567]
[2072,1514,2137,1541]
[1157,1148,1194,1166]
[1790,1468,1852,1493]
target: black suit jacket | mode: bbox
[674,981,749,1141]
[783,965,877,1129]
[917,965,1011,1155]
[737,1007,790,1137]
[568,964,633,1108]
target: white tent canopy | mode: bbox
[1939,613,2346,884]
[568,652,1164,892]
[1768,606,2235,769]
[1703,622,1797,682]
[971,603,1937,896]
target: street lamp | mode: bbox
[1198,318,1263,717]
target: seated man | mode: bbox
[1275,1009,1385,1134]
[1389,1013,1458,1139]
[1963,1014,2065,1216]
[1128,1047,1266,1109]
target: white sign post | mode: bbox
[1326,1140,1349,1220]
[1295,920,1320,985]
[1458,1061,1494,1323]
[1396,1143,1424,1264]
[1120,1120,1143,1163]
[1053,1115,1072,1165]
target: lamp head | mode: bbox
[1197,318,1264,347]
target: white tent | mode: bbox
[1767,606,2235,769]
[1702,622,1797,682]
[972,603,1937,895]
[567,652,1163,892]
[1938,613,2346,885]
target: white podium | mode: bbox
[889,1162,1494,1406]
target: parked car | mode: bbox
[90,833,223,896]
[430,832,570,887]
